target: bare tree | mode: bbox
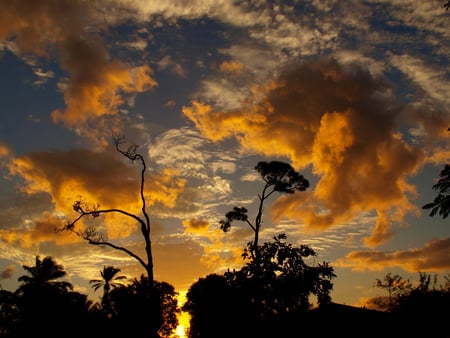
[59,135,156,282]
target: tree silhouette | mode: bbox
[182,273,250,338]
[370,272,450,337]
[0,289,20,336]
[372,272,411,312]
[12,256,91,338]
[227,234,335,315]
[183,235,336,337]
[422,163,450,219]
[60,134,156,281]
[422,126,450,219]
[90,265,127,296]
[58,135,179,337]
[90,265,127,314]
[220,161,309,262]
[17,256,73,294]
[107,276,179,338]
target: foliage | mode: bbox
[89,265,127,314]
[370,272,450,336]
[189,160,331,337]
[182,274,250,338]
[183,234,336,337]
[230,234,336,313]
[107,276,179,338]
[2,256,91,338]
[17,256,73,294]
[220,160,309,262]
[393,272,450,337]
[422,163,450,219]
[90,266,127,295]
[0,256,180,338]
[372,272,411,311]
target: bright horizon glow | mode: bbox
[173,291,189,338]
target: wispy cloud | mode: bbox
[335,238,450,272]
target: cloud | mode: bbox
[117,0,271,27]
[0,142,12,158]
[335,238,450,272]
[0,212,77,249]
[182,58,437,247]
[390,54,450,106]
[156,55,185,77]
[219,60,244,73]
[0,265,15,280]
[0,0,157,144]
[147,127,235,220]
[183,218,210,236]
[5,147,186,245]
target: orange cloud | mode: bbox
[181,218,244,271]
[52,36,157,126]
[7,148,186,243]
[183,218,210,235]
[182,58,436,247]
[335,238,450,272]
[219,60,244,73]
[0,142,12,158]
[0,212,78,249]
[0,0,157,143]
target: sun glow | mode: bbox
[173,291,190,338]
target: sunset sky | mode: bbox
[0,0,449,310]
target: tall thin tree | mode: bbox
[60,135,156,282]
[220,161,309,262]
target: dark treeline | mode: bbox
[2,253,450,337]
[0,256,178,338]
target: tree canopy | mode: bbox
[422,163,450,219]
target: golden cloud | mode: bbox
[335,238,450,272]
[7,148,186,243]
[219,60,244,73]
[183,218,210,235]
[0,142,12,158]
[0,212,78,249]
[180,218,244,271]
[0,0,157,143]
[182,58,436,247]
[51,37,157,126]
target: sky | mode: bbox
[0,0,449,309]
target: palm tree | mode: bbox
[17,256,73,294]
[90,266,127,298]
[90,265,127,316]
[13,256,86,337]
